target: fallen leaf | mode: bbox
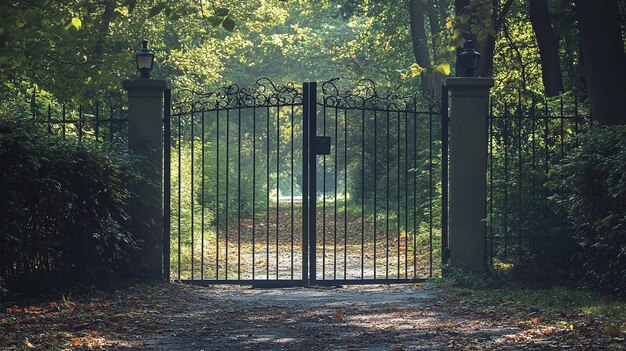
[531,316,545,325]
[7,306,21,315]
[334,312,345,318]
[23,339,35,348]
[604,324,622,338]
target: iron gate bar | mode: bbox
[291,104,295,280]
[488,96,494,267]
[397,110,401,279]
[307,81,318,285]
[302,82,310,285]
[503,101,509,257]
[190,108,195,279]
[429,103,433,278]
[334,106,338,281]
[404,109,409,278]
[238,107,241,280]
[276,104,280,280]
[413,106,418,275]
[266,105,270,279]
[164,88,172,281]
[322,100,326,278]
[344,107,348,280]
[385,111,391,279]
[531,95,536,248]
[226,108,230,279]
[216,104,220,279]
[360,107,365,279]
[252,106,256,278]
[201,110,205,279]
[374,109,377,280]
[517,94,523,260]
[177,105,182,280]
[441,85,449,266]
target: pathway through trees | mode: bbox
[4,283,622,350]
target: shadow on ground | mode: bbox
[4,283,620,350]
[137,284,520,350]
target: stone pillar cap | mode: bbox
[444,77,494,88]
[123,79,169,90]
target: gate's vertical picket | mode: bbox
[441,85,449,266]
[302,83,310,284]
[163,88,171,281]
[307,82,318,285]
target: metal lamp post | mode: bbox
[136,39,155,79]
[457,40,480,77]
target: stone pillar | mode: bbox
[123,79,168,278]
[444,77,493,272]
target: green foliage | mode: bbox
[486,93,587,274]
[548,126,626,298]
[439,267,498,290]
[0,116,154,296]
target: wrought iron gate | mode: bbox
[164,78,447,286]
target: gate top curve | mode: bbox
[319,78,440,113]
[171,77,303,114]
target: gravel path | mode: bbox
[136,284,521,350]
[6,282,617,350]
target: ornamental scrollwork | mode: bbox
[320,78,439,113]
[171,77,303,114]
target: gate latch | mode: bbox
[316,136,331,155]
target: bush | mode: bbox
[0,117,154,296]
[549,125,626,298]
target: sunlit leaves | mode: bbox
[205,7,236,32]
[399,63,423,79]
[409,63,424,77]
[434,63,451,76]
[71,17,82,30]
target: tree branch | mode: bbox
[495,0,515,31]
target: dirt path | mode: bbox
[144,285,452,350]
[2,283,623,350]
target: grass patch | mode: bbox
[434,267,626,321]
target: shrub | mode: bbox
[549,125,626,297]
[0,117,154,296]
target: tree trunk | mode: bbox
[575,0,626,125]
[454,0,496,77]
[94,1,115,59]
[409,0,433,93]
[529,0,564,96]
[427,0,444,98]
